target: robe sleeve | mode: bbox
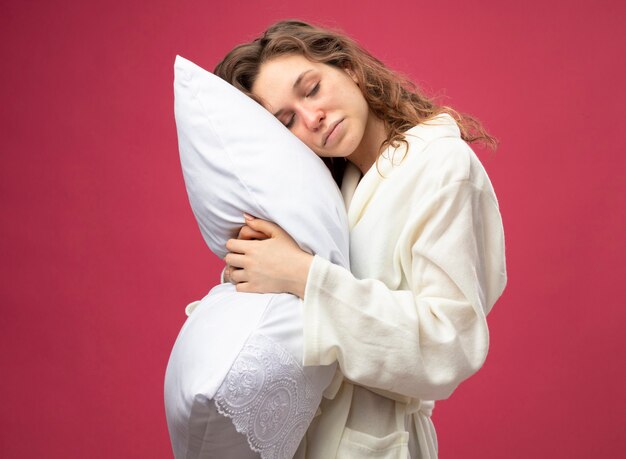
[302,179,507,401]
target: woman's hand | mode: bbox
[223,222,269,283]
[224,214,313,299]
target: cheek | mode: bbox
[355,89,369,116]
[292,127,316,150]
[339,84,368,119]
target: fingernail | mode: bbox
[243,212,254,220]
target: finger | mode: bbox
[229,267,247,284]
[223,252,247,269]
[223,264,231,283]
[224,265,241,285]
[235,281,251,293]
[226,238,255,254]
[238,225,269,240]
[243,215,281,237]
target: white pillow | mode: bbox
[164,56,349,459]
[174,55,349,263]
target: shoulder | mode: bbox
[372,114,494,199]
[398,114,474,187]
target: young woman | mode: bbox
[215,20,507,458]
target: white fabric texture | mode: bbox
[164,56,349,459]
[296,114,507,458]
[172,55,349,263]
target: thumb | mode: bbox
[243,213,278,237]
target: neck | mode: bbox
[347,112,388,175]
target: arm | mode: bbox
[302,181,507,401]
[224,181,506,401]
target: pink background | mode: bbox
[1,0,624,457]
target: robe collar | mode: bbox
[339,113,461,226]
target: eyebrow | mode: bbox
[272,69,314,117]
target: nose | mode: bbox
[300,106,324,131]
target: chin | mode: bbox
[324,125,363,158]
[339,134,362,158]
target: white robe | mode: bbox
[297,114,507,458]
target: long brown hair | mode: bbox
[214,20,496,182]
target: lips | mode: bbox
[323,119,343,146]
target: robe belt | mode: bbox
[325,370,435,418]
[407,398,435,417]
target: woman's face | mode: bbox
[251,54,373,160]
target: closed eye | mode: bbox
[307,82,320,97]
[282,82,319,129]
[284,114,295,129]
